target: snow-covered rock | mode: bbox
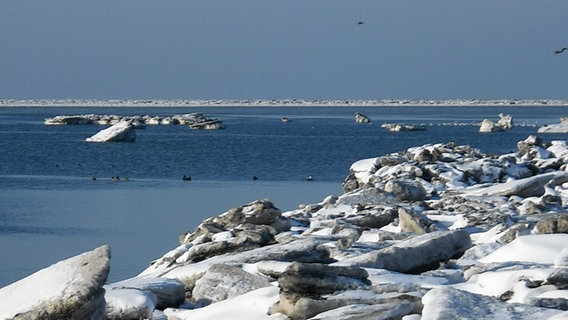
[0,245,110,319]
[164,286,282,320]
[422,286,563,320]
[106,276,185,309]
[85,120,136,142]
[104,288,156,319]
[337,230,471,273]
[191,264,271,307]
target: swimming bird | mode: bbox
[358,21,364,25]
[182,175,192,181]
[306,175,313,181]
[555,47,568,54]
[252,176,259,180]
[112,176,120,182]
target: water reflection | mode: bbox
[0,180,340,286]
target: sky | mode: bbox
[1,1,568,100]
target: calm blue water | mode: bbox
[1,106,567,184]
[0,105,567,286]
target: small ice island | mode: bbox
[539,116,568,133]
[44,112,224,143]
[45,112,223,129]
[3,135,568,319]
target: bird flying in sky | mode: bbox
[554,47,568,54]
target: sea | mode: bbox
[1,105,567,287]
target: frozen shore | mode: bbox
[2,98,568,107]
[3,135,568,319]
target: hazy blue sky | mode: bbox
[2,1,568,100]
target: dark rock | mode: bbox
[534,213,568,234]
[278,262,370,295]
[344,207,397,229]
[547,268,568,289]
[384,179,427,202]
[342,172,360,193]
[232,223,277,246]
[531,297,568,311]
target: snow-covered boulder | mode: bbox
[338,230,472,273]
[86,120,136,142]
[106,276,185,310]
[104,288,156,319]
[191,263,271,307]
[164,286,281,320]
[0,245,110,319]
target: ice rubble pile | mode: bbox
[44,112,223,129]
[3,135,568,319]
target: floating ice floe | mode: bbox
[85,120,136,143]
[539,117,568,133]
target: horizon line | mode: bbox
[1,98,568,107]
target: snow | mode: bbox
[454,234,568,305]
[163,285,282,320]
[479,234,568,264]
[455,267,556,298]
[538,122,568,133]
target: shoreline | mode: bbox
[1,98,568,108]
[4,137,568,318]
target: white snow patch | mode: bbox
[479,234,568,264]
[163,285,281,320]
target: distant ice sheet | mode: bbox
[1,98,567,107]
